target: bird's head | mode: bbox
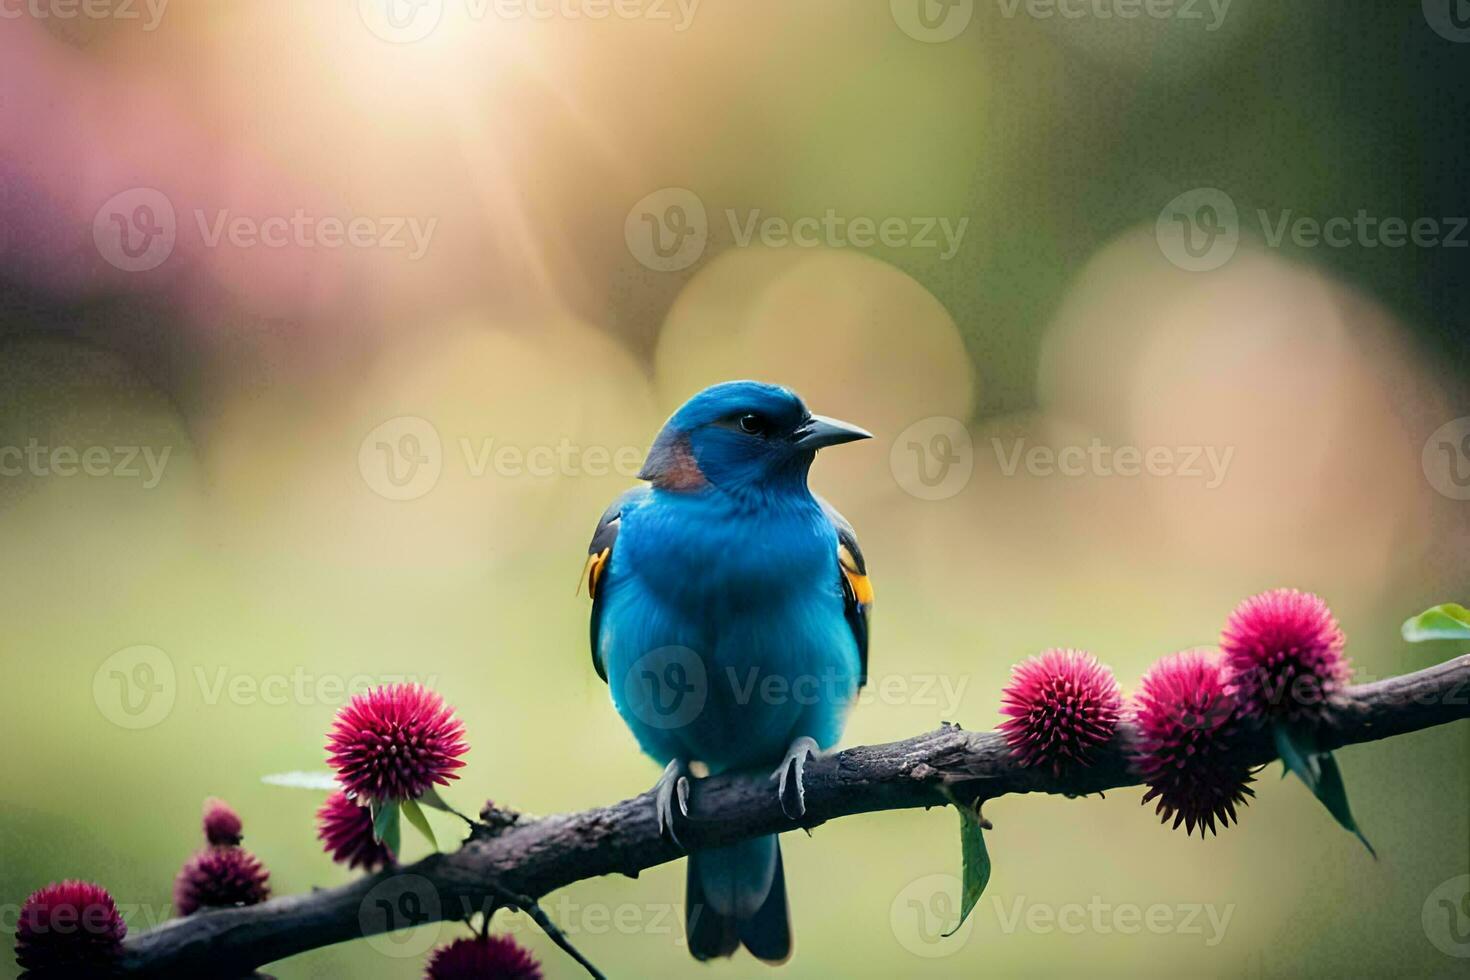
[638,380,871,496]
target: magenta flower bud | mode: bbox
[1221,588,1351,723]
[173,847,271,917]
[203,797,244,847]
[998,648,1122,775]
[326,684,469,803]
[15,880,127,977]
[316,791,396,872]
[424,935,543,980]
[1132,649,1256,837]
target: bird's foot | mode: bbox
[771,736,820,820]
[654,758,693,850]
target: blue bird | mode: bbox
[582,380,873,963]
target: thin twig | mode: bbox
[484,881,607,980]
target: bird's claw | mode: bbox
[654,759,692,850]
[771,736,820,820]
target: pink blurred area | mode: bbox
[0,3,1463,612]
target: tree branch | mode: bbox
[118,655,1470,978]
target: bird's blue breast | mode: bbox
[599,489,860,773]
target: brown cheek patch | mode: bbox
[655,435,708,491]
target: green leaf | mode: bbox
[1401,603,1470,642]
[260,771,339,791]
[940,790,991,937]
[1272,722,1375,857]
[417,786,455,813]
[1272,722,1322,787]
[1316,753,1377,858]
[372,800,402,855]
[402,798,438,851]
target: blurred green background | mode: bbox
[1,1,1468,977]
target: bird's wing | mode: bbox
[817,496,873,688]
[582,487,649,683]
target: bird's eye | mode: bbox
[737,413,765,435]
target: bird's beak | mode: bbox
[792,414,873,451]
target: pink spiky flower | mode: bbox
[1132,649,1255,837]
[316,791,396,872]
[1221,588,1351,723]
[326,684,469,803]
[424,935,543,980]
[203,797,244,847]
[14,880,127,976]
[998,648,1122,775]
[173,847,271,917]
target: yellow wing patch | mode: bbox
[581,547,611,599]
[838,543,874,605]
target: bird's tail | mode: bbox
[685,834,790,963]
